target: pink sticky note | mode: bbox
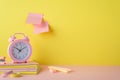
[33,22,49,34]
[26,13,43,24]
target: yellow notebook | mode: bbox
[0,62,39,67]
[0,71,39,75]
[0,65,38,68]
[0,62,40,75]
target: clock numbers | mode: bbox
[11,41,30,60]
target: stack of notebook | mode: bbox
[0,62,40,75]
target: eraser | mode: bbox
[48,66,72,73]
[0,56,6,64]
[49,69,57,73]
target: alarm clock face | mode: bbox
[8,40,32,61]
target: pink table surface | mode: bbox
[0,65,120,80]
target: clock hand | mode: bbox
[20,47,27,51]
[13,47,21,54]
[18,47,27,54]
[14,47,20,51]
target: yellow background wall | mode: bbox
[0,0,120,65]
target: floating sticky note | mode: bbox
[26,13,43,25]
[33,22,49,34]
[26,13,49,34]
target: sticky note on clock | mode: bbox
[26,13,43,25]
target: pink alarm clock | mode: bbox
[8,33,32,63]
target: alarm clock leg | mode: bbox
[12,61,27,63]
[12,61,18,64]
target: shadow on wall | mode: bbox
[39,24,55,37]
[32,24,56,64]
